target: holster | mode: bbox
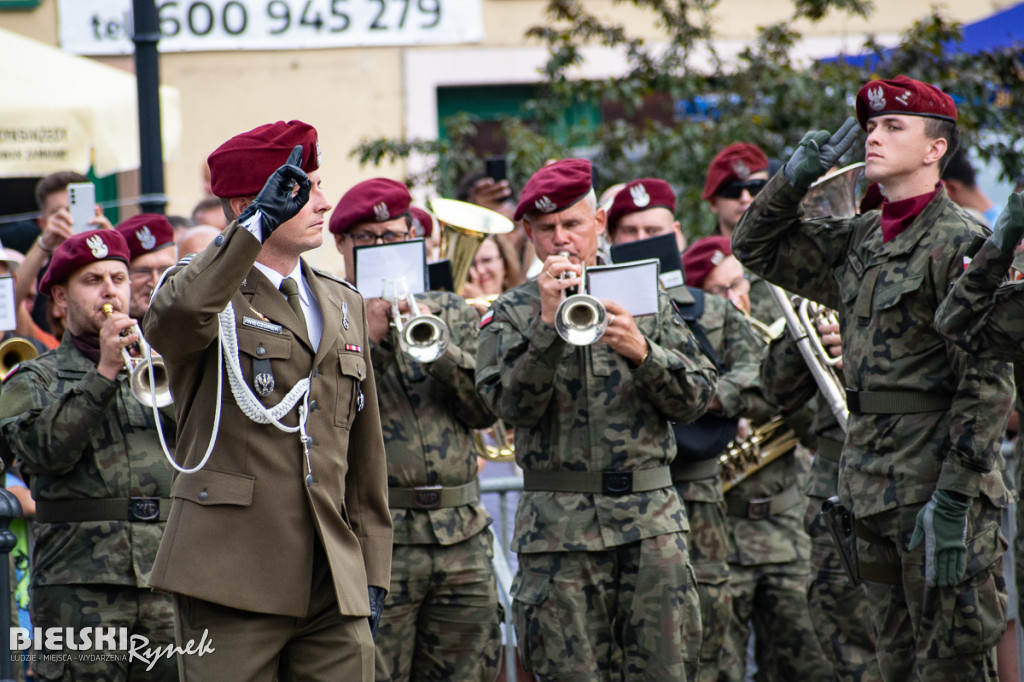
[820,495,862,586]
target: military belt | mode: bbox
[388,480,480,510]
[670,458,720,483]
[846,389,954,415]
[816,437,844,463]
[853,519,903,585]
[523,466,672,496]
[35,497,170,523]
[725,485,802,520]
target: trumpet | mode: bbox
[554,252,609,345]
[101,304,173,408]
[0,336,38,378]
[384,279,450,364]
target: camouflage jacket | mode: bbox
[0,334,174,587]
[476,280,718,553]
[935,238,1024,361]
[371,290,495,546]
[669,285,777,504]
[733,173,1013,515]
[761,332,846,501]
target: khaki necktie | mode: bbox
[279,277,307,330]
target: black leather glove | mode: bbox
[783,117,860,191]
[238,144,311,242]
[988,191,1024,254]
[368,585,386,639]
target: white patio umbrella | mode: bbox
[0,26,181,178]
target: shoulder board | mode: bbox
[311,267,360,293]
[175,255,193,267]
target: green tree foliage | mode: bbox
[351,0,1024,239]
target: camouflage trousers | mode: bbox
[512,532,701,681]
[856,500,1007,682]
[29,584,177,681]
[682,496,732,682]
[375,529,503,682]
[804,496,880,682]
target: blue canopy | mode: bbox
[824,2,1024,65]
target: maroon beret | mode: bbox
[208,120,320,198]
[409,206,435,238]
[703,143,769,200]
[682,236,732,290]
[40,229,129,296]
[606,178,676,232]
[115,213,174,261]
[329,178,412,235]
[514,159,593,221]
[856,75,957,130]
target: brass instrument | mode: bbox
[801,162,864,220]
[429,198,514,295]
[554,251,609,345]
[383,279,450,364]
[720,415,800,493]
[0,336,37,378]
[100,304,173,408]
[475,420,515,462]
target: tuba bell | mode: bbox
[801,162,864,220]
[101,304,173,408]
[429,198,514,295]
[0,336,38,379]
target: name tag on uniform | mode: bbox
[243,316,283,334]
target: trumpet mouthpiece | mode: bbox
[101,303,114,317]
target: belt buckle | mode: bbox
[129,497,161,522]
[412,486,443,510]
[747,497,771,520]
[602,471,633,495]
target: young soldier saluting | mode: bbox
[732,76,1013,681]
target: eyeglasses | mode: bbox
[717,179,767,200]
[347,230,411,246]
[706,273,750,298]
[129,266,169,281]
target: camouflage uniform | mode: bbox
[0,334,177,681]
[936,239,1024,637]
[668,285,776,682]
[761,333,879,682]
[734,174,1013,682]
[476,279,717,681]
[371,290,502,682]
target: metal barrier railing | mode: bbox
[480,474,523,682]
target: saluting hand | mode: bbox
[784,117,859,191]
[989,191,1024,254]
[239,145,312,241]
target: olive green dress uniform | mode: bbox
[761,332,879,682]
[143,222,393,679]
[734,173,1013,682]
[371,290,502,682]
[0,335,177,681]
[476,279,718,681]
[667,285,776,682]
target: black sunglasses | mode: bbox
[717,179,767,199]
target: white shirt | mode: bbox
[254,261,324,350]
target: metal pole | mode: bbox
[0,488,23,682]
[132,0,167,215]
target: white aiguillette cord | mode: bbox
[147,262,315,484]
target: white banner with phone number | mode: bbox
[58,0,483,55]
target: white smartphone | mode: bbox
[67,182,97,233]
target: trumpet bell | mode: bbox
[801,162,865,220]
[0,337,38,378]
[399,314,450,364]
[429,198,514,294]
[130,356,173,408]
[555,294,609,346]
